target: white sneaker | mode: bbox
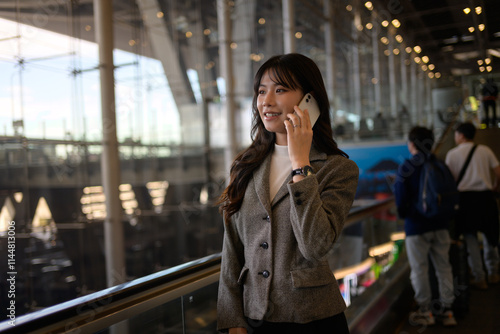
[409,309,435,326]
[438,309,457,327]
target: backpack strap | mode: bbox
[456,144,478,186]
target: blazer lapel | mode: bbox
[253,153,272,214]
[271,174,292,207]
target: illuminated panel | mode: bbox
[81,184,139,220]
[13,192,23,203]
[119,184,138,215]
[334,258,375,280]
[390,231,405,241]
[0,198,15,232]
[369,241,395,257]
[146,181,169,213]
[81,186,106,220]
[32,197,54,228]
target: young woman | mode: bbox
[217,53,359,334]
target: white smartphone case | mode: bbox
[298,93,320,127]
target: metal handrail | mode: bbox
[346,197,394,227]
[0,197,396,334]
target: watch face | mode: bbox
[303,165,313,176]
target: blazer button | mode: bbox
[261,270,270,278]
[260,242,269,249]
[262,215,270,222]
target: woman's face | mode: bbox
[257,70,303,145]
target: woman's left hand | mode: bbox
[284,105,313,169]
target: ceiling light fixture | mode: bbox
[391,19,401,28]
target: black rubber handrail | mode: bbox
[0,254,221,333]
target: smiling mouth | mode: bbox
[264,112,281,117]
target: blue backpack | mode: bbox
[417,155,459,218]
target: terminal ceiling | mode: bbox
[1,0,500,79]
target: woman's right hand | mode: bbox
[229,327,247,334]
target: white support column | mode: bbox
[400,45,410,135]
[92,0,125,289]
[426,74,433,128]
[417,71,423,125]
[352,6,362,124]
[410,57,418,124]
[233,0,255,101]
[217,0,237,177]
[388,27,398,121]
[282,0,295,53]
[190,1,218,102]
[324,0,336,113]
[400,45,408,110]
[372,17,381,116]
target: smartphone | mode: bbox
[297,92,320,127]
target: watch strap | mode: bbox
[291,165,313,177]
[291,168,304,177]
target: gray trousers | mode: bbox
[405,230,455,310]
[464,232,499,281]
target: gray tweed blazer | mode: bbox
[217,145,359,331]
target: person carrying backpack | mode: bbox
[394,126,457,327]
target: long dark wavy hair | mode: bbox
[218,53,348,222]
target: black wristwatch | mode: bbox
[291,165,314,177]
